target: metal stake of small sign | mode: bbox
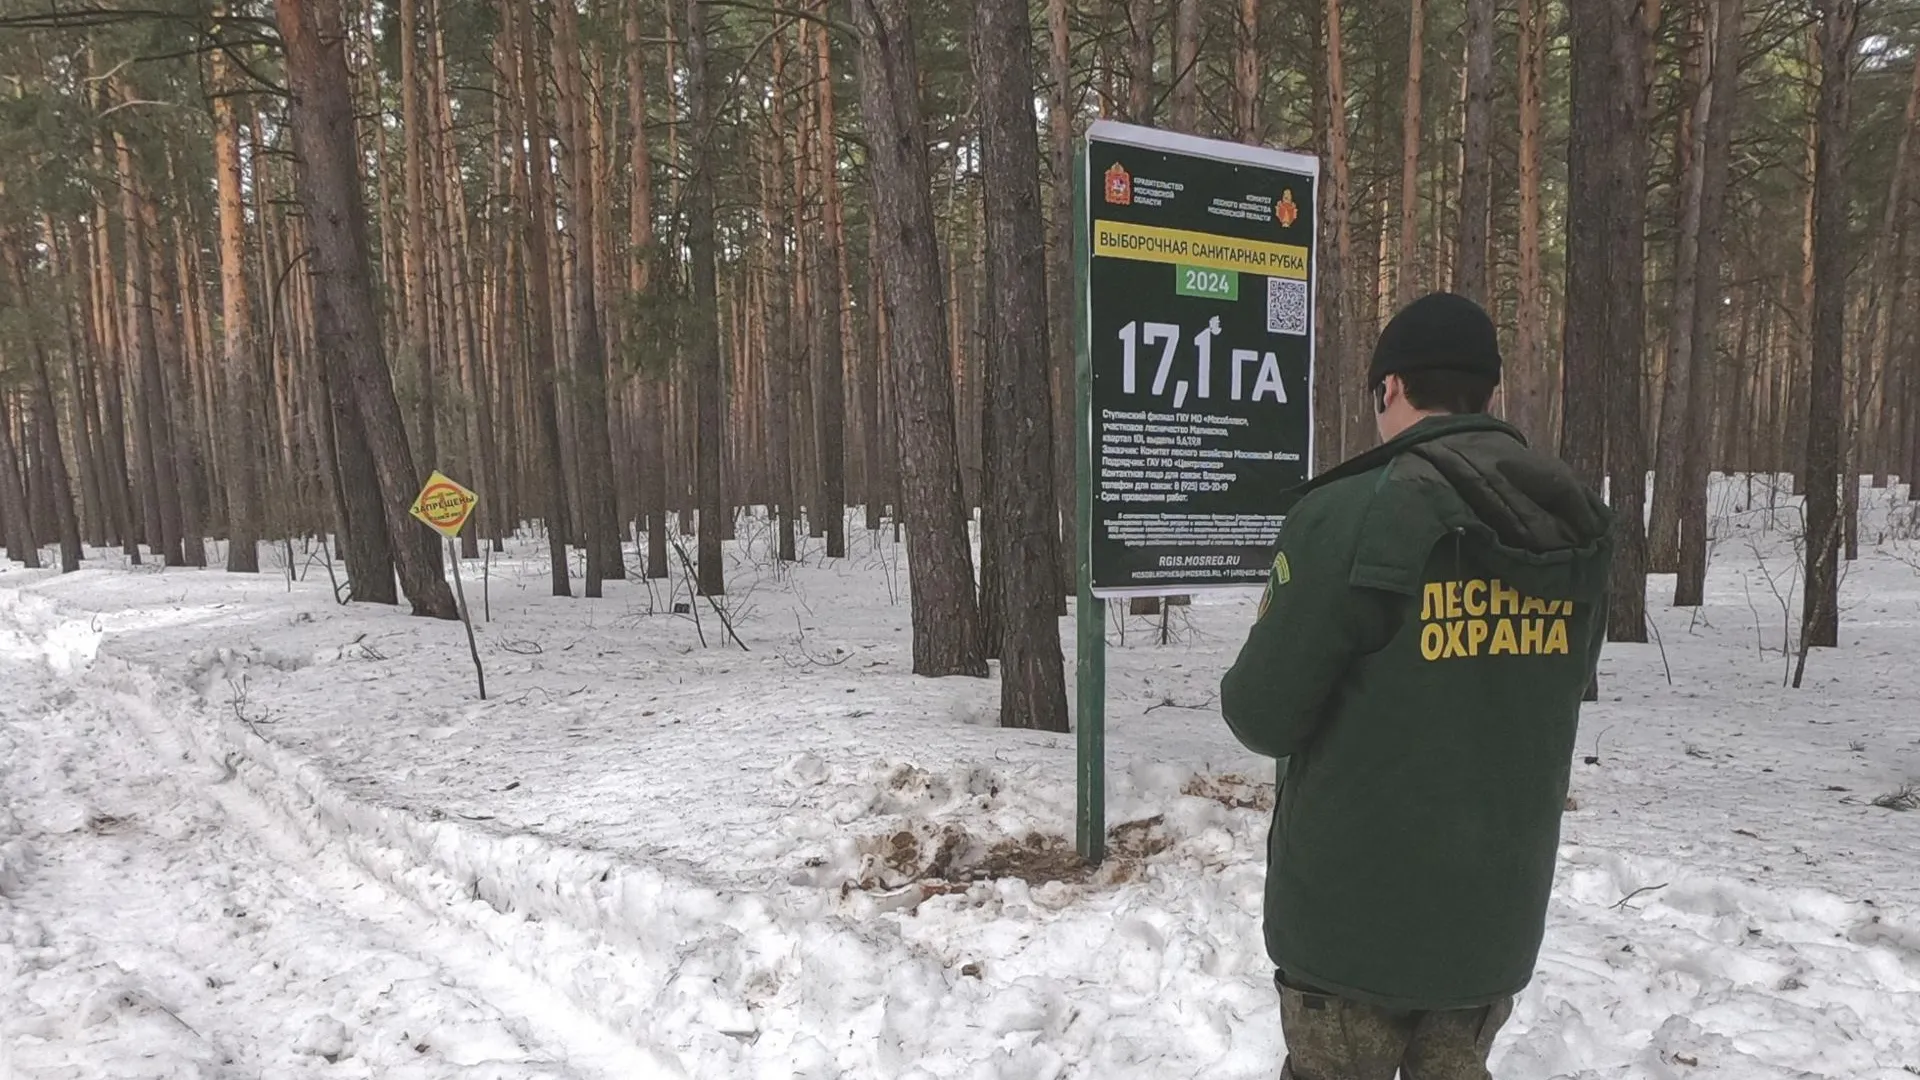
[409,470,487,701]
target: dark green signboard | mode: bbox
[1083,121,1319,596]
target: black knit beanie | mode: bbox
[1367,292,1503,388]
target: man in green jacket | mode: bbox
[1222,292,1614,1080]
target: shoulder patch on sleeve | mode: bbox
[1256,551,1290,621]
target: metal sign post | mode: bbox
[1074,145,1106,864]
[1075,122,1320,864]
[410,470,488,701]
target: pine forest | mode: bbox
[2,0,1918,725]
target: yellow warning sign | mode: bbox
[409,470,479,538]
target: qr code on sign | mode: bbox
[1267,278,1309,336]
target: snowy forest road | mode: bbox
[0,624,670,1079]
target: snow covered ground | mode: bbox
[3,475,1919,1078]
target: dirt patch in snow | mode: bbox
[1181,773,1274,812]
[859,815,1174,893]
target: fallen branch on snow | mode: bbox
[1610,882,1670,910]
[1870,785,1919,812]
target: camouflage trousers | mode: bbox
[1277,974,1513,1080]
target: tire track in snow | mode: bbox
[0,608,681,1079]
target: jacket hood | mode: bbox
[1406,427,1612,557]
[1283,414,1613,598]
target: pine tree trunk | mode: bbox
[861,212,888,533]
[1171,0,1200,133]
[764,166,794,564]
[1456,0,1493,304]
[22,404,56,549]
[398,0,441,489]
[1674,0,1742,608]
[792,72,822,545]
[978,253,1002,662]
[437,34,496,558]
[1514,0,1548,445]
[319,322,394,601]
[813,240,849,558]
[151,196,206,566]
[851,0,988,678]
[1127,0,1154,124]
[489,99,519,548]
[1606,0,1652,644]
[48,222,109,549]
[814,10,849,559]
[1562,3,1613,498]
[114,130,187,566]
[276,0,458,619]
[870,225,898,527]
[86,176,141,562]
[1234,0,1261,141]
[1795,29,1818,490]
[510,0,573,597]
[1863,51,1920,491]
[213,26,262,573]
[180,207,226,543]
[2,240,83,571]
[553,0,620,595]
[975,0,1070,730]
[685,0,726,596]
[1325,0,1359,458]
[0,396,38,567]
[1800,0,1858,657]
[1397,0,1425,306]
[766,39,798,564]
[1907,229,1920,488]
[1047,0,1077,593]
[1725,294,1753,472]
[627,0,669,579]
[1650,4,1715,576]
[29,325,81,572]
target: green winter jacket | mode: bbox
[1221,413,1613,1011]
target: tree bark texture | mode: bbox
[0,397,38,567]
[851,0,988,678]
[511,0,573,598]
[1605,0,1652,644]
[1234,0,1261,141]
[1649,3,1717,576]
[686,0,727,596]
[275,0,457,619]
[1456,0,1493,304]
[1514,0,1549,445]
[115,132,186,566]
[813,10,848,560]
[554,0,620,594]
[1561,4,1613,496]
[974,0,1071,732]
[625,0,670,580]
[212,22,262,573]
[1171,0,1200,133]
[1397,0,1426,306]
[1674,0,1743,608]
[1802,0,1858,653]
[1324,0,1361,458]
[1127,0,1154,125]
[1047,0,1077,593]
[398,0,438,477]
